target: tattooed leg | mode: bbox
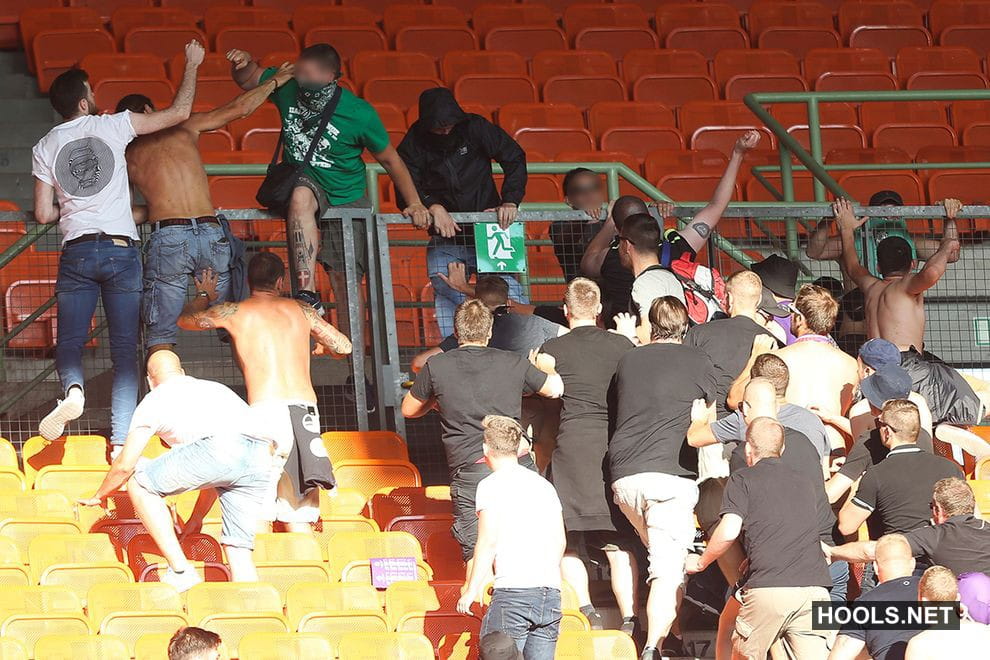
[288,187,321,293]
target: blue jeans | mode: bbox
[55,238,142,445]
[142,222,232,348]
[482,587,562,659]
[427,237,527,337]
[829,560,850,603]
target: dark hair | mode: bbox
[479,631,522,660]
[611,195,649,229]
[475,275,509,308]
[562,167,597,196]
[49,69,90,119]
[299,43,342,78]
[115,93,154,114]
[877,236,913,276]
[622,212,661,255]
[168,627,221,660]
[649,296,689,341]
[812,276,844,301]
[247,252,285,291]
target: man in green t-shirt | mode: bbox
[227,44,429,326]
[807,190,958,286]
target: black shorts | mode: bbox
[564,529,632,555]
[294,176,369,279]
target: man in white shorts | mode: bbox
[178,252,351,530]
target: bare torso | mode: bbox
[223,295,317,404]
[905,621,990,659]
[126,125,215,221]
[863,276,927,351]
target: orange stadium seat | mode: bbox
[588,101,675,139]
[575,26,659,60]
[838,171,926,204]
[454,75,537,110]
[79,53,165,85]
[930,0,990,36]
[713,49,804,98]
[896,46,984,87]
[94,79,175,114]
[759,24,840,59]
[746,172,818,203]
[202,6,289,38]
[291,5,377,39]
[214,27,299,61]
[680,101,761,140]
[655,3,739,39]
[962,122,990,146]
[351,51,438,89]
[562,3,649,39]
[950,100,990,133]
[631,74,718,108]
[838,0,924,39]
[771,101,868,152]
[849,25,932,60]
[5,281,59,349]
[498,102,585,134]
[645,148,728,184]
[441,50,526,84]
[873,124,958,158]
[372,103,407,132]
[395,26,479,58]
[601,127,685,161]
[939,26,990,57]
[659,173,743,203]
[747,0,834,41]
[803,47,893,88]
[0,1,61,51]
[471,3,557,38]
[166,52,229,86]
[33,28,116,93]
[333,461,423,500]
[484,26,568,60]
[382,4,466,38]
[929,171,990,204]
[209,176,266,212]
[364,77,444,109]
[514,128,596,157]
[860,100,949,133]
[109,7,197,49]
[124,27,207,60]
[916,144,990,175]
[532,50,615,86]
[543,75,627,110]
[666,27,750,60]
[303,26,386,55]
[621,48,708,86]
[20,8,103,74]
[827,146,912,168]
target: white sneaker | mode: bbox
[39,387,85,440]
[161,566,202,593]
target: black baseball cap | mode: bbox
[869,190,903,206]
[758,288,789,318]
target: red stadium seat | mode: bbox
[471,3,556,38]
[20,8,103,74]
[601,127,685,162]
[80,53,164,86]
[906,72,988,91]
[655,3,739,38]
[194,77,245,110]
[484,26,568,59]
[364,77,444,109]
[860,101,949,133]
[713,49,804,98]
[873,124,958,158]
[679,101,760,138]
[746,172,818,203]
[747,1,834,41]
[351,52,438,89]
[895,46,983,86]
[303,27,387,56]
[838,0,924,39]
[5,280,61,350]
[826,146,912,164]
[382,4,466,38]
[692,128,776,157]
[33,28,116,93]
[950,100,990,133]
[803,48,892,88]
[513,128,595,157]
[498,103,585,135]
[929,1,990,37]
[916,144,990,165]
[815,72,899,92]
[771,102,867,153]
[166,53,229,86]
[588,101,675,139]
[645,148,727,184]
[849,26,932,59]
[928,171,990,204]
[291,6,377,39]
[621,49,708,85]
[124,27,207,60]
[454,75,537,111]
[395,26,478,58]
[962,122,990,146]
[575,27,658,64]
[666,27,750,60]
[340,0,418,22]
[372,103,407,132]
[939,26,990,58]
[109,7,197,49]
[532,50,615,86]
[203,6,289,39]
[209,176,266,211]
[94,79,174,113]
[758,28,840,60]
[200,130,236,152]
[562,3,649,38]
[632,74,718,107]
[543,75,627,110]
[441,50,526,84]
[658,173,742,203]
[228,104,280,143]
[214,27,299,61]
[771,101,859,128]
[837,172,926,204]
[160,0,246,22]
[0,1,61,51]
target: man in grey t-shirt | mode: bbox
[617,212,684,345]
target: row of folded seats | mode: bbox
[14,1,990,92]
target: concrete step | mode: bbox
[0,122,58,149]
[0,51,28,74]
[0,73,41,99]
[0,172,36,201]
[0,147,31,174]
[0,99,55,124]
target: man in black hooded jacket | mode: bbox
[398,88,528,337]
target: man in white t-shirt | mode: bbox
[31,41,205,448]
[457,415,565,659]
[79,350,280,592]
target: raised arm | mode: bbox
[834,198,879,290]
[580,213,618,278]
[183,63,293,134]
[806,220,842,260]
[678,130,761,252]
[33,178,58,224]
[904,201,961,295]
[227,49,264,90]
[297,301,353,357]
[129,41,204,136]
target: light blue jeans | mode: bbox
[482,586,562,659]
[133,434,276,550]
[427,237,527,336]
[142,222,232,348]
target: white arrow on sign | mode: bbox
[496,261,507,270]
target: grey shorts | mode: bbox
[294,176,369,278]
[133,434,277,550]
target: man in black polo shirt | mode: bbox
[829,477,990,576]
[838,399,961,540]
[401,299,563,568]
[686,418,832,660]
[608,296,716,659]
[829,534,922,660]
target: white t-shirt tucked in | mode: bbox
[631,266,685,318]
[129,376,251,446]
[31,112,138,245]
[475,464,563,589]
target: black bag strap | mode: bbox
[268,84,343,168]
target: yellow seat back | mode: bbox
[33,635,129,660]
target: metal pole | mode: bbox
[806,97,826,202]
[339,213,368,432]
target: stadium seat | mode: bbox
[532,50,615,87]
[19,8,103,74]
[397,612,482,653]
[680,100,763,139]
[484,26,568,60]
[33,28,115,93]
[0,519,84,563]
[896,46,984,86]
[969,479,990,519]
[285,582,380,630]
[165,52,229,87]
[186,582,282,625]
[453,74,537,111]
[757,25,840,58]
[632,75,718,108]
[21,434,107,486]
[302,26,384,55]
[386,514,456,562]
[860,101,949,133]
[442,50,526,84]
[848,25,932,60]
[0,638,27,660]
[939,25,990,57]
[333,460,423,500]
[337,632,435,659]
[747,1,834,41]
[0,615,92,659]
[366,486,452,531]
[928,171,990,204]
[0,535,29,585]
[574,26,659,61]
[645,149,728,184]
[0,469,26,495]
[514,128,596,157]
[621,48,708,87]
[238,632,335,660]
[826,146,912,165]
[382,4,466,38]
[666,27,750,60]
[125,533,229,584]
[424,532,467,581]
[327,530,425,581]
[837,172,926,204]
[873,123,958,157]
[0,1,59,50]
[838,0,924,39]
[322,431,410,465]
[214,27,299,61]
[158,0,248,21]
[962,122,990,146]
[499,102,585,134]
[94,79,175,114]
[0,585,82,621]
[713,49,805,98]
[33,466,110,503]
[930,0,990,37]
[297,610,391,648]
[79,53,164,85]
[3,280,63,350]
[543,75,627,110]
[87,583,185,655]
[395,26,478,59]
[291,5,377,40]
[803,47,893,89]
[312,515,381,558]
[252,533,330,601]
[905,72,989,91]
[916,144,990,168]
[351,51,438,89]
[28,534,132,601]
[655,3,739,38]
[210,176,267,211]
[772,102,868,153]
[471,3,556,38]
[123,27,207,60]
[601,127,685,161]
[658,174,743,205]
[555,630,638,659]
[89,517,151,563]
[0,491,73,521]
[0,437,18,469]
[202,6,288,37]
[109,7,197,49]
[745,172,819,204]
[562,3,649,39]
[588,101,675,139]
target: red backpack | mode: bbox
[660,243,728,325]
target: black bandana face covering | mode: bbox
[296,80,339,136]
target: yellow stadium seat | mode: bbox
[327,531,424,580]
[438,632,475,660]
[554,630,638,659]
[0,438,17,468]
[0,468,26,492]
[185,582,283,625]
[0,586,82,621]
[0,491,73,519]
[0,537,29,586]
[313,516,380,560]
[252,534,331,602]
[337,632,435,659]
[0,614,92,660]
[33,634,129,660]
[385,580,441,629]
[396,612,482,653]
[0,518,83,559]
[27,534,132,602]
[321,431,410,465]
[0,638,28,660]
[318,488,367,517]
[286,582,381,631]
[21,435,108,486]
[297,610,390,648]
[333,460,422,499]
[560,610,592,633]
[199,614,289,658]
[100,612,190,658]
[971,479,990,519]
[86,582,185,653]
[133,633,172,660]
[238,632,334,660]
[32,466,108,502]
[975,456,990,480]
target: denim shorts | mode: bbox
[133,434,277,549]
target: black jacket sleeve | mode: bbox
[395,128,434,209]
[478,120,527,206]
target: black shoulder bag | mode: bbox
[256,85,342,214]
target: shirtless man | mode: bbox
[905,566,990,660]
[116,63,295,354]
[178,252,351,531]
[834,198,989,427]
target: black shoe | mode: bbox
[640,646,658,660]
[295,289,325,316]
[583,609,604,630]
[660,634,686,658]
[620,616,639,638]
[345,376,378,415]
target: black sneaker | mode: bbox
[295,289,325,316]
[620,616,639,638]
[583,609,604,630]
[660,634,687,658]
[345,376,378,415]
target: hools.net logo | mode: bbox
[812,601,961,631]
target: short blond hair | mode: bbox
[454,299,493,344]
[919,565,958,601]
[794,284,839,335]
[564,278,600,320]
[880,399,921,444]
[482,415,524,457]
[933,477,975,517]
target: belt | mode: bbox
[153,215,220,230]
[64,233,136,248]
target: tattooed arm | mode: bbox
[298,302,353,357]
[177,301,239,331]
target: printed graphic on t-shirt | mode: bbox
[284,107,337,170]
[54,137,114,196]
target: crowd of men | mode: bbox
[26,37,990,660]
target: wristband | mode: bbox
[196,291,209,299]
